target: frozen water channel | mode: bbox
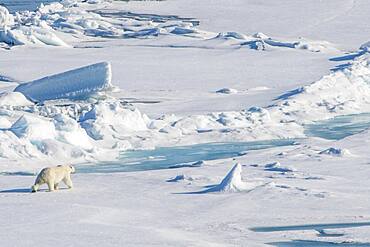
[76,139,297,173]
[251,222,370,246]
[305,113,370,140]
[76,113,370,173]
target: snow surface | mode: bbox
[1,0,370,246]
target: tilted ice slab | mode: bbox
[14,62,112,103]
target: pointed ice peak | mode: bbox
[210,163,253,193]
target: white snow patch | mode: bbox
[248,86,270,91]
[0,92,33,107]
[10,114,56,140]
[54,114,93,149]
[0,116,12,128]
[0,6,14,28]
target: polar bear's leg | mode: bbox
[31,183,40,193]
[54,183,59,190]
[63,175,73,189]
[47,180,55,192]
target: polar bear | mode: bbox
[31,165,75,193]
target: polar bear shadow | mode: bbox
[0,186,72,194]
[0,188,33,193]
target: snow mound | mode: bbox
[0,92,33,107]
[273,53,370,122]
[360,41,370,52]
[14,62,113,103]
[80,101,149,142]
[0,116,12,128]
[319,147,351,157]
[248,86,270,91]
[169,160,204,169]
[10,115,56,141]
[264,161,295,173]
[214,32,248,40]
[0,6,14,28]
[167,174,209,183]
[216,88,238,94]
[167,174,195,182]
[53,114,93,149]
[209,163,258,193]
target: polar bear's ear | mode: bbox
[70,165,76,173]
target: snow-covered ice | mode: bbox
[1,0,370,246]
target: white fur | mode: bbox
[31,165,75,192]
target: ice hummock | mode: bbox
[14,62,113,103]
[207,163,261,193]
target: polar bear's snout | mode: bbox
[70,165,76,173]
[31,164,75,193]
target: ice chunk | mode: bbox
[264,161,295,173]
[14,62,112,102]
[167,174,193,182]
[319,147,351,157]
[216,88,238,94]
[215,32,247,40]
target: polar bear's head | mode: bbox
[69,165,76,173]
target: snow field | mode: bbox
[1,0,370,246]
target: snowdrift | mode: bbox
[271,53,370,122]
[14,62,112,102]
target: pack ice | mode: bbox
[14,62,112,102]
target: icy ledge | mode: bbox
[14,62,113,102]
